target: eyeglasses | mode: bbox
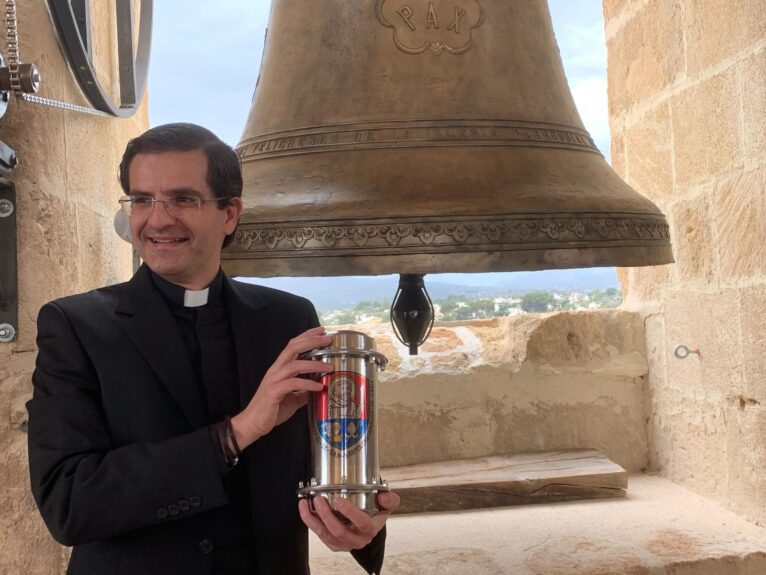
[119,195,230,217]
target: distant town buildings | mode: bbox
[321,288,623,325]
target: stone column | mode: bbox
[604,0,766,523]
[0,1,148,571]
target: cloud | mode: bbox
[548,1,611,160]
[148,1,272,145]
[571,76,611,159]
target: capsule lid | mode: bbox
[301,330,388,368]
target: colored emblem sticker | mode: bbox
[315,371,369,451]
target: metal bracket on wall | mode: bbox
[0,138,18,342]
[0,176,17,342]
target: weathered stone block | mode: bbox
[713,167,766,281]
[606,0,685,116]
[672,69,741,187]
[742,48,766,162]
[683,0,766,77]
[624,103,674,199]
[0,359,32,431]
[2,107,67,204]
[523,311,647,377]
[7,351,34,377]
[379,385,494,467]
[16,191,79,351]
[663,390,727,499]
[622,264,671,306]
[491,375,650,472]
[610,124,627,177]
[89,0,121,104]
[725,402,766,525]
[0,347,9,377]
[375,311,648,379]
[75,205,132,293]
[653,388,728,498]
[601,0,631,26]
[64,114,120,213]
[739,284,766,400]
[616,266,630,295]
[672,191,717,284]
[373,312,651,471]
[0,484,66,575]
[644,313,669,471]
[663,290,742,394]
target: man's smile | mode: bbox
[146,236,189,244]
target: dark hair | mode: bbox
[118,123,243,248]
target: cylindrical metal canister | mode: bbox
[298,330,388,515]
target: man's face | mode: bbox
[127,150,242,289]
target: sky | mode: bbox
[148,0,611,155]
[145,1,615,291]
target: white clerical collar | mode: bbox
[183,288,210,308]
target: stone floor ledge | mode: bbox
[310,474,766,574]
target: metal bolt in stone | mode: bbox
[0,323,16,342]
[0,198,13,217]
[673,344,700,359]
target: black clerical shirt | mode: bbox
[151,270,257,575]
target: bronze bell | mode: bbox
[224,0,673,278]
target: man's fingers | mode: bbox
[269,333,334,372]
[261,360,332,394]
[287,332,333,355]
[288,359,335,378]
[260,326,331,379]
[302,326,328,335]
[330,492,399,542]
[299,498,328,534]
[276,378,324,398]
[299,499,347,551]
[332,496,376,534]
[312,496,371,547]
[376,490,401,513]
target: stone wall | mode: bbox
[353,310,650,474]
[604,0,766,524]
[0,2,148,573]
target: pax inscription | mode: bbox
[376,0,483,55]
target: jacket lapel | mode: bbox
[222,276,272,408]
[116,265,207,429]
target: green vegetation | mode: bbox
[319,288,622,325]
[590,287,623,308]
[437,297,507,321]
[322,300,389,325]
[520,291,554,312]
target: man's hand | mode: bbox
[299,491,401,552]
[231,326,333,449]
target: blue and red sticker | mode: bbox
[315,371,369,451]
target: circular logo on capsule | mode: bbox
[315,371,369,451]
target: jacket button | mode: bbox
[168,504,180,516]
[199,539,214,554]
[156,508,168,519]
[189,496,202,508]
[179,499,190,511]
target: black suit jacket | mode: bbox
[27,265,384,575]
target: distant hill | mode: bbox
[237,268,619,312]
